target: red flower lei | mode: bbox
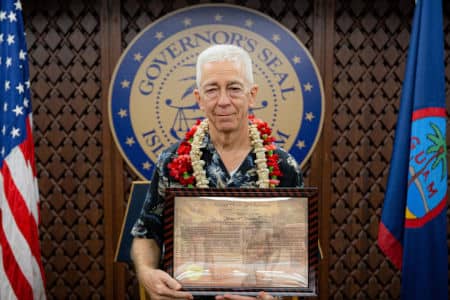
[167,116,282,188]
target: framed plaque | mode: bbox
[163,188,318,297]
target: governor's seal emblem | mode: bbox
[109,4,325,180]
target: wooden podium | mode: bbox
[115,181,151,300]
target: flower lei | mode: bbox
[167,115,282,188]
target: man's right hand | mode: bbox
[131,238,193,300]
[137,266,193,300]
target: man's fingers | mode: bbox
[160,273,182,291]
[149,284,192,300]
[218,291,277,300]
[140,269,192,300]
[167,290,194,300]
[155,276,193,300]
[218,293,260,300]
[156,292,193,300]
[257,291,275,300]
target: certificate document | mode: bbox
[173,195,308,288]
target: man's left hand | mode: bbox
[216,291,278,300]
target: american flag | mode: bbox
[0,0,46,299]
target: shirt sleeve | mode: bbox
[130,143,179,249]
[276,149,304,188]
[130,162,165,248]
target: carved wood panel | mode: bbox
[24,0,104,298]
[332,1,450,299]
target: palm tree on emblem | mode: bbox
[426,123,447,180]
[408,122,447,213]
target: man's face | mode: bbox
[194,60,258,135]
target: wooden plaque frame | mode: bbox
[163,188,318,297]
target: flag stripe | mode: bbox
[0,210,33,300]
[0,0,46,298]
[8,122,39,224]
[19,115,37,177]
[411,107,446,120]
[1,150,45,298]
[0,242,18,300]
[377,222,402,269]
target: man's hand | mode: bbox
[137,266,193,300]
[131,238,193,300]
[216,291,278,300]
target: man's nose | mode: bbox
[217,89,232,105]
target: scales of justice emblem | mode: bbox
[109,4,325,180]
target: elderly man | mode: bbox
[131,44,303,300]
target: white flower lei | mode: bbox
[189,119,271,188]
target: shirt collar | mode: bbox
[200,132,211,150]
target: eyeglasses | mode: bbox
[201,84,247,101]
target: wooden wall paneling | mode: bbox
[311,0,334,299]
[25,0,105,298]
[331,1,414,299]
[101,0,126,299]
[119,1,168,298]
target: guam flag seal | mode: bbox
[378,0,448,299]
[407,110,447,230]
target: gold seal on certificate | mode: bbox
[163,188,319,297]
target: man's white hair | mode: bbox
[196,44,254,87]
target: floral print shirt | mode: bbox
[131,133,303,248]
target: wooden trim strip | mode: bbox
[100,0,125,299]
[312,0,335,299]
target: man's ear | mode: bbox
[194,89,204,111]
[248,84,258,108]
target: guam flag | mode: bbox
[378,0,448,300]
[378,0,448,299]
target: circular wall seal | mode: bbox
[109,4,325,180]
